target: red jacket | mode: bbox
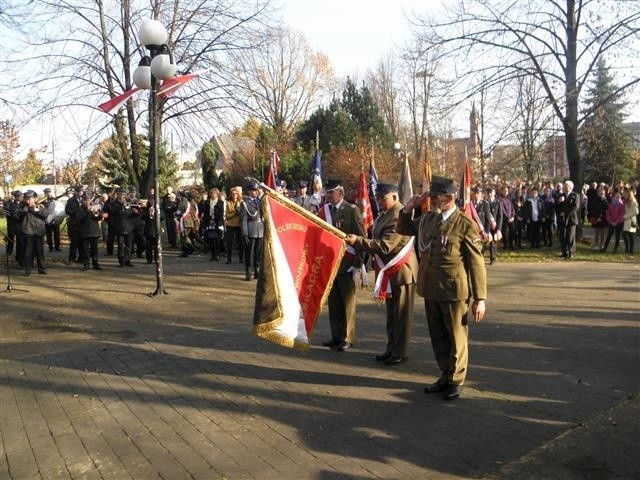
[606,201,625,226]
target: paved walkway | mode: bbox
[1,250,638,479]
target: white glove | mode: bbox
[347,266,358,283]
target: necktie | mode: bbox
[330,205,337,223]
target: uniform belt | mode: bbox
[247,218,261,222]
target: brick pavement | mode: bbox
[1,251,638,479]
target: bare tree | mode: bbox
[368,55,401,142]
[511,74,553,180]
[0,0,273,193]
[231,26,336,143]
[415,0,640,189]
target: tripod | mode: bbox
[1,231,29,293]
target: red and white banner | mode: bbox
[356,170,374,232]
[373,237,415,301]
[253,191,346,350]
[98,87,140,114]
[158,69,210,97]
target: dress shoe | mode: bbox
[49,248,54,252]
[424,377,449,393]
[336,342,352,352]
[321,340,339,348]
[384,356,407,366]
[38,270,47,275]
[226,259,232,264]
[444,384,462,401]
[375,352,392,362]
[253,271,259,279]
[245,272,251,281]
[125,262,134,267]
[93,265,103,270]
[55,248,62,252]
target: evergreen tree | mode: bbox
[20,148,45,184]
[96,133,178,193]
[580,58,633,184]
[198,141,218,191]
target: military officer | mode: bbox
[239,182,264,281]
[345,183,418,365]
[320,180,366,351]
[399,176,487,400]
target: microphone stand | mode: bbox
[0,231,29,293]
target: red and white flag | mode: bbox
[253,191,346,350]
[98,87,140,114]
[158,69,210,97]
[266,149,280,189]
[355,170,374,232]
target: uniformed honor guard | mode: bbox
[320,179,366,351]
[239,182,264,281]
[345,182,418,365]
[399,176,487,400]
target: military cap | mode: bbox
[116,187,127,194]
[375,182,399,197]
[23,191,36,199]
[324,179,342,192]
[428,176,457,196]
[129,186,137,193]
[43,187,51,193]
[12,190,22,196]
[246,181,259,191]
[298,180,308,188]
[73,185,83,193]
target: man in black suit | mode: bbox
[558,180,580,259]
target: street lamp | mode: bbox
[133,19,176,297]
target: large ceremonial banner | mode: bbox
[252,191,346,350]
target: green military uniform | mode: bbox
[325,198,366,348]
[355,201,418,363]
[398,206,487,386]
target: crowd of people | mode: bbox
[3,176,638,400]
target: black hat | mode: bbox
[246,182,259,191]
[298,180,308,188]
[12,190,22,196]
[324,179,342,192]
[129,186,137,193]
[73,185,83,193]
[375,183,399,197]
[116,187,126,194]
[43,187,51,193]
[428,176,457,196]
[23,191,36,199]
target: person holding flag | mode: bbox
[345,183,418,366]
[399,176,487,401]
[319,180,366,352]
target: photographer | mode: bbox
[19,190,47,275]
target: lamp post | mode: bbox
[133,19,176,297]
